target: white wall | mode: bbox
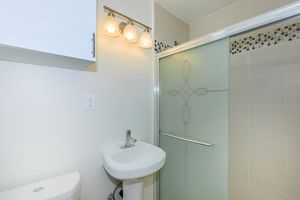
[0,0,155,200]
[190,0,297,39]
[155,3,189,46]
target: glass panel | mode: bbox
[159,38,229,200]
[159,135,185,200]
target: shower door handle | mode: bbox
[160,132,214,146]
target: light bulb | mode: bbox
[139,30,153,48]
[123,22,137,43]
[103,13,119,37]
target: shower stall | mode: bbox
[155,5,300,200]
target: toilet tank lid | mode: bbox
[0,172,80,200]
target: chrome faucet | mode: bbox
[121,129,137,149]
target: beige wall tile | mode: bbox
[230,129,286,167]
[230,17,300,200]
[249,40,300,62]
[284,72,300,105]
[230,104,249,130]
[230,65,286,105]
[248,41,300,72]
[155,15,189,45]
[249,105,300,137]
[229,53,249,79]
[247,76,284,105]
[155,3,189,30]
[230,178,299,200]
[271,106,300,136]
[230,179,270,200]
[247,132,286,167]
[230,155,249,184]
[230,130,251,158]
[287,139,300,173]
[155,3,189,45]
[189,31,199,41]
[249,161,300,199]
[230,77,249,104]
[249,57,300,79]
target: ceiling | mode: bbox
[155,0,239,24]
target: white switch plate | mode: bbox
[85,94,96,110]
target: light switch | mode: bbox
[85,94,96,110]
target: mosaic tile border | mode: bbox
[230,19,300,55]
[155,40,172,54]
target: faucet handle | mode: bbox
[126,129,131,137]
[126,129,137,142]
[120,129,137,149]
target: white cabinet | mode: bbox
[0,0,96,69]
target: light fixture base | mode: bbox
[119,22,127,34]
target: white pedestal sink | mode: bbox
[102,141,166,200]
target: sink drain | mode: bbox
[107,182,123,200]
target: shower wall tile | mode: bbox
[287,139,300,173]
[231,179,277,200]
[230,179,298,200]
[249,161,300,199]
[154,3,189,53]
[230,17,300,200]
[230,130,251,158]
[249,105,273,134]
[230,77,249,104]
[229,180,268,200]
[229,64,248,79]
[229,155,249,184]
[249,105,300,137]
[230,75,285,105]
[229,53,249,67]
[229,53,249,79]
[230,17,300,55]
[230,129,286,167]
[248,133,286,167]
[247,76,284,105]
[248,41,300,71]
[284,72,300,105]
[230,104,249,130]
[249,61,300,78]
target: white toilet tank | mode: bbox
[0,172,80,200]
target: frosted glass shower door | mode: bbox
[159,38,229,200]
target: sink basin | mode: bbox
[102,141,166,180]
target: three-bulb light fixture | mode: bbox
[103,6,153,49]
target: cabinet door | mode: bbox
[0,0,96,61]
